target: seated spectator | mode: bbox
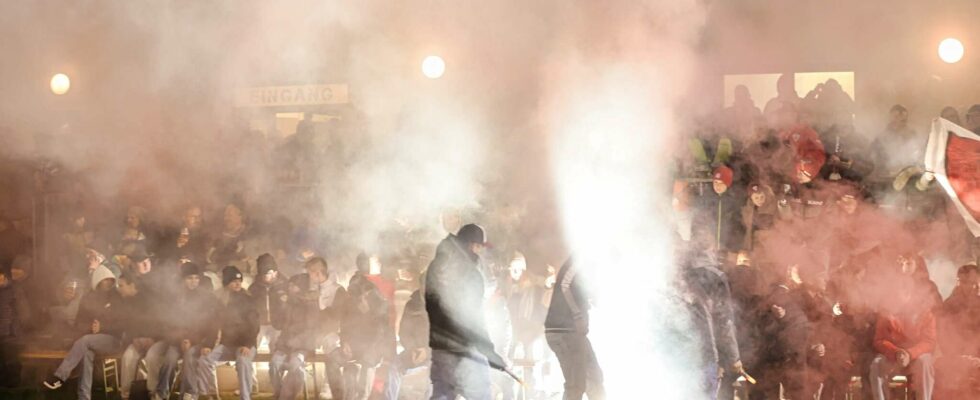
[0,259,29,388]
[385,288,431,400]
[936,265,980,399]
[158,262,218,400]
[273,257,348,400]
[755,263,809,400]
[199,266,259,400]
[43,265,126,399]
[114,272,168,400]
[869,276,937,400]
[46,277,83,341]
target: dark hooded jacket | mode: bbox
[544,259,589,334]
[249,277,289,330]
[681,258,741,368]
[279,273,348,354]
[217,289,260,349]
[166,284,219,347]
[75,289,124,338]
[424,235,494,356]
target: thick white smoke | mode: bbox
[543,1,710,398]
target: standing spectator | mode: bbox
[763,73,802,127]
[870,105,923,189]
[693,165,745,258]
[724,85,763,140]
[501,252,548,396]
[869,276,937,400]
[965,104,980,135]
[940,106,961,126]
[545,258,605,400]
[199,266,259,400]
[158,262,219,400]
[740,183,777,252]
[43,266,126,400]
[425,224,505,400]
[0,259,29,388]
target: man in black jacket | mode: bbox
[273,257,348,400]
[44,265,127,400]
[336,253,391,400]
[0,259,29,388]
[115,272,170,400]
[544,258,605,400]
[199,266,260,400]
[425,224,503,400]
[159,262,219,399]
[385,288,431,399]
[249,253,288,392]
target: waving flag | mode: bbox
[924,118,980,237]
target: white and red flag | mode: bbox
[924,118,980,237]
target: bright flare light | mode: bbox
[938,38,964,64]
[421,56,446,79]
[50,73,71,95]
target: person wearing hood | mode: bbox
[273,257,349,400]
[425,223,505,400]
[158,262,219,400]
[81,239,121,285]
[199,266,260,400]
[0,259,29,388]
[43,265,129,400]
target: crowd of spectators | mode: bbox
[0,74,978,399]
[674,75,980,399]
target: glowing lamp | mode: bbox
[422,55,446,79]
[938,38,964,64]
[50,73,71,95]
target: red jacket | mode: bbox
[873,311,937,361]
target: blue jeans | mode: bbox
[429,349,491,400]
[53,333,122,400]
[160,344,206,397]
[199,344,257,400]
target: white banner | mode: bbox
[235,84,349,107]
[924,117,980,237]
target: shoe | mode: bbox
[42,375,63,390]
[181,394,197,400]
